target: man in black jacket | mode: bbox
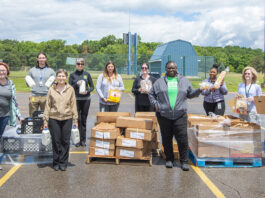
[69,58,94,147]
[149,61,201,170]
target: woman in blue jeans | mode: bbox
[0,62,23,169]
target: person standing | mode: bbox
[69,58,94,147]
[149,61,201,170]
[27,52,55,117]
[237,66,262,125]
[96,61,124,112]
[0,62,23,170]
[43,69,78,171]
[202,64,228,116]
[132,63,157,112]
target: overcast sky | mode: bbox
[0,0,264,49]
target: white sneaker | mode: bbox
[0,165,2,170]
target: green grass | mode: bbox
[9,71,265,93]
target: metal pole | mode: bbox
[204,56,207,79]
[183,56,186,76]
[134,33,138,75]
[128,32,131,75]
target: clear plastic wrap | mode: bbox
[187,114,262,158]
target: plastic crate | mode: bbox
[2,137,22,154]
[21,117,44,134]
[32,111,44,118]
[1,135,52,155]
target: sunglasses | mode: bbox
[76,63,84,66]
[141,67,148,70]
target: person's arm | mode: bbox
[11,83,22,121]
[43,89,52,128]
[148,85,160,112]
[186,80,201,99]
[71,88,78,127]
[256,84,262,96]
[132,77,140,94]
[87,73,94,93]
[219,82,228,95]
[117,75,125,91]
[96,74,104,99]
[69,73,79,89]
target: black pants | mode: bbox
[135,104,154,112]
[203,100,225,116]
[49,118,72,167]
[157,113,188,163]
[77,99,91,143]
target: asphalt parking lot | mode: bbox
[0,92,264,198]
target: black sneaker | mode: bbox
[75,143,80,147]
[181,163,190,171]
[80,141,86,147]
[59,165,67,171]
[165,161,173,168]
[53,165,59,171]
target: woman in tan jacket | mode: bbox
[44,69,78,171]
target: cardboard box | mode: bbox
[229,141,262,158]
[116,117,153,130]
[188,128,230,158]
[116,136,144,149]
[254,96,265,114]
[89,147,115,156]
[115,147,143,158]
[134,112,159,131]
[125,128,153,141]
[91,124,120,140]
[96,112,131,123]
[89,138,115,150]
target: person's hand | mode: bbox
[73,122,78,128]
[220,79,224,86]
[43,123,48,129]
[155,105,160,112]
[102,97,108,102]
[19,117,24,125]
[138,88,143,93]
[79,91,87,95]
[247,97,254,102]
[77,80,82,86]
[235,93,240,99]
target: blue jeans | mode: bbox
[0,116,9,138]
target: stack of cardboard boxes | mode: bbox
[88,112,161,161]
[89,112,130,157]
[115,115,156,159]
[188,114,262,158]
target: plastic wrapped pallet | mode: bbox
[188,117,262,158]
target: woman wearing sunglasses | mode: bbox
[69,58,94,147]
[237,66,262,125]
[132,63,157,112]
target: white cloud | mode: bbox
[0,0,263,50]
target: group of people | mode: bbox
[0,52,263,171]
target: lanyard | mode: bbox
[245,83,252,98]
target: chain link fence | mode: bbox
[0,51,216,79]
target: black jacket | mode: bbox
[148,74,200,120]
[132,75,157,106]
[69,70,94,100]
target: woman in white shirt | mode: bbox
[96,61,124,112]
[237,66,262,125]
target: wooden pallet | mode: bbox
[116,155,152,166]
[189,150,262,168]
[86,154,118,165]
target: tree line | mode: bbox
[0,35,264,73]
